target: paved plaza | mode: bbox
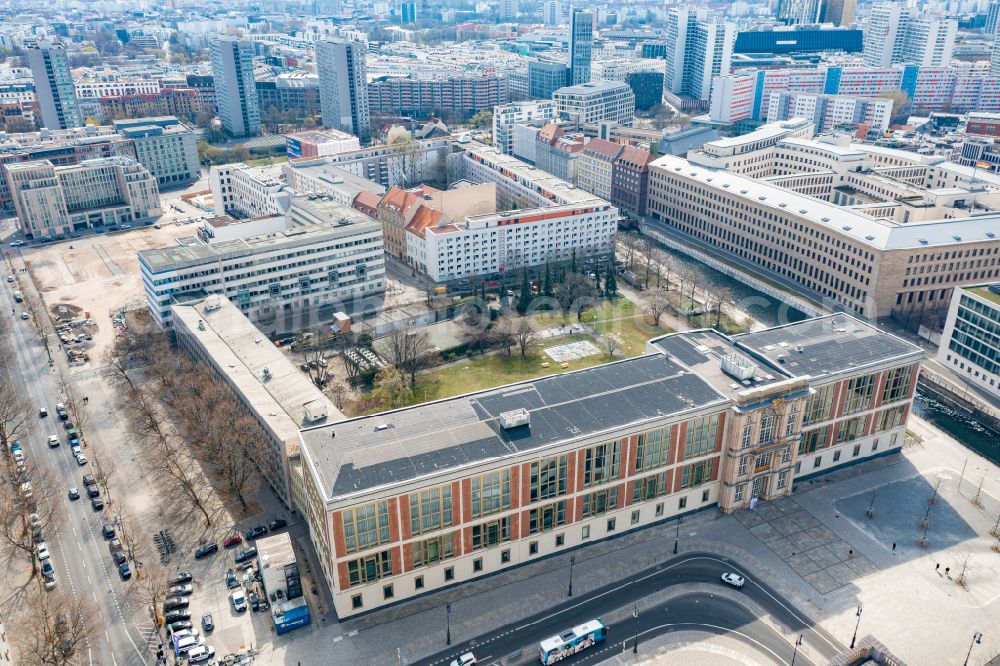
[544,339,601,362]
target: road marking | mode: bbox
[347,630,358,637]
[332,636,343,643]
[105,630,110,642]
[87,575,92,585]
[93,591,98,603]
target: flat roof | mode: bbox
[465,145,606,205]
[966,284,1000,307]
[649,154,1000,251]
[301,353,726,501]
[704,118,812,150]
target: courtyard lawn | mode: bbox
[530,296,671,357]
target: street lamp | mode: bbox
[963,632,983,666]
[673,516,683,555]
[568,556,576,597]
[790,634,803,666]
[446,602,452,646]
[850,605,863,649]
[632,605,639,654]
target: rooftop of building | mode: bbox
[649,153,1000,251]
[702,118,813,153]
[300,352,727,502]
[170,296,342,448]
[285,128,357,143]
[658,126,722,156]
[255,531,296,568]
[582,137,624,160]
[781,137,867,158]
[554,80,632,96]
[464,145,604,205]
[964,283,1000,307]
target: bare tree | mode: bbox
[62,386,90,447]
[381,325,432,388]
[112,504,147,566]
[21,288,51,361]
[209,413,262,513]
[14,587,97,666]
[126,561,170,629]
[302,346,333,388]
[598,333,621,358]
[640,237,655,288]
[493,316,517,356]
[555,272,596,322]
[388,132,421,186]
[514,318,536,359]
[0,462,59,577]
[0,317,29,452]
[617,232,638,271]
[90,454,116,503]
[645,288,671,327]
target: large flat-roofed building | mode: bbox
[553,81,635,126]
[139,197,385,330]
[368,75,509,119]
[285,128,361,160]
[937,283,1000,401]
[111,117,200,189]
[765,92,893,133]
[6,157,161,239]
[172,295,342,509]
[493,100,558,156]
[210,163,291,219]
[297,314,921,618]
[291,138,452,190]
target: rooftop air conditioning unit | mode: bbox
[499,408,530,430]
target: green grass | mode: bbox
[530,297,669,357]
[970,286,1000,307]
[244,155,285,166]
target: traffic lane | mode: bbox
[416,553,841,666]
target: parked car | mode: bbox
[37,543,50,560]
[29,513,41,529]
[75,453,87,466]
[168,584,193,596]
[222,532,242,548]
[67,487,80,501]
[234,547,257,564]
[267,519,288,531]
[169,572,193,586]
[225,569,239,589]
[721,572,745,589]
[91,497,104,511]
[41,560,54,578]
[249,591,261,612]
[87,486,100,499]
[56,404,68,419]
[187,646,215,664]
[163,610,191,624]
[163,597,189,611]
[201,613,214,633]
[167,620,192,635]
[244,526,267,541]
[194,543,218,559]
[102,524,115,539]
[449,653,478,666]
[119,562,131,580]
[230,589,247,613]
[82,474,96,486]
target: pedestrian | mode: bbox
[946,567,950,575]
[848,549,853,559]
[892,542,897,552]
[936,563,940,572]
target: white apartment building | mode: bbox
[937,283,1000,401]
[210,163,292,219]
[765,93,893,133]
[553,81,635,126]
[281,160,386,207]
[664,7,735,102]
[493,100,558,155]
[139,196,385,329]
[6,157,161,238]
[407,201,617,282]
[300,138,452,189]
[74,78,161,100]
[863,4,957,68]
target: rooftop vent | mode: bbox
[988,232,996,238]
[374,423,391,432]
[843,226,852,231]
[779,202,787,208]
[262,367,272,381]
[204,296,222,312]
[953,235,962,241]
[197,319,205,331]
[821,217,830,222]
[919,238,929,244]
[721,352,757,381]
[799,209,808,214]
[865,235,875,241]
[722,183,730,188]
[499,408,530,430]
[303,399,328,423]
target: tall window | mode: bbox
[528,500,567,534]
[844,373,877,414]
[683,414,719,459]
[584,441,621,487]
[836,416,866,444]
[777,470,788,490]
[877,405,906,432]
[680,458,714,489]
[471,517,511,550]
[758,410,776,445]
[471,469,511,519]
[741,415,754,448]
[738,456,748,475]
[785,402,799,436]
[411,533,455,569]
[799,426,829,454]
[632,471,668,503]
[803,384,834,425]
[530,456,568,502]
[635,428,670,471]
[346,550,392,587]
[882,365,914,404]
[581,487,618,518]
[409,485,453,536]
[342,501,391,554]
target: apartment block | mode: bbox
[111,117,200,189]
[6,157,161,239]
[98,88,202,123]
[210,163,291,220]
[664,8,736,102]
[577,138,623,202]
[367,75,508,119]
[287,138,452,190]
[256,73,321,122]
[766,92,893,132]
[611,146,655,217]
[211,37,260,138]
[297,314,921,618]
[26,40,81,130]
[317,39,370,143]
[937,283,1000,401]
[534,124,587,184]
[863,4,956,68]
[493,100,558,156]
[553,81,635,126]
[139,196,385,329]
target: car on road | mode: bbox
[82,473,95,486]
[119,562,131,580]
[234,547,257,564]
[163,610,191,624]
[230,589,247,613]
[222,532,242,548]
[169,572,193,586]
[267,519,288,531]
[91,497,104,511]
[721,572,745,589]
[163,597,189,611]
[36,543,50,560]
[5,275,11,283]
[194,543,218,559]
[244,526,267,541]
[168,584,193,596]
[201,613,214,633]
[167,620,192,635]
[20,312,30,320]
[450,653,477,666]
[29,513,41,529]
[225,568,239,589]
[102,524,116,539]
[47,435,59,447]
[75,453,87,466]
[38,407,47,417]
[10,240,24,247]
[87,485,100,499]
[67,487,80,501]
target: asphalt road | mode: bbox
[1,259,149,665]
[417,552,844,666]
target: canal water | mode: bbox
[665,245,999,465]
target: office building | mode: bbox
[210,163,292,220]
[627,71,665,112]
[280,160,385,207]
[553,81,635,126]
[734,27,862,54]
[285,129,361,160]
[664,8,736,102]
[937,283,1000,400]
[776,0,820,25]
[140,196,385,330]
[528,61,569,101]
[493,100,558,155]
[577,138,622,201]
[965,112,1000,138]
[26,40,81,130]
[367,76,508,119]
[297,313,921,617]
[6,157,160,239]
[287,137,452,189]
[401,1,417,23]
[611,146,655,217]
[499,0,518,21]
[765,92,893,132]
[111,117,200,189]
[819,0,856,27]
[863,5,957,68]
[543,0,562,26]
[256,73,321,122]
[211,37,260,137]
[317,39,371,143]
[568,10,593,87]
[99,88,202,123]
[534,124,588,184]
[988,1,1000,35]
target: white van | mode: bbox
[173,634,202,655]
[187,645,215,663]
